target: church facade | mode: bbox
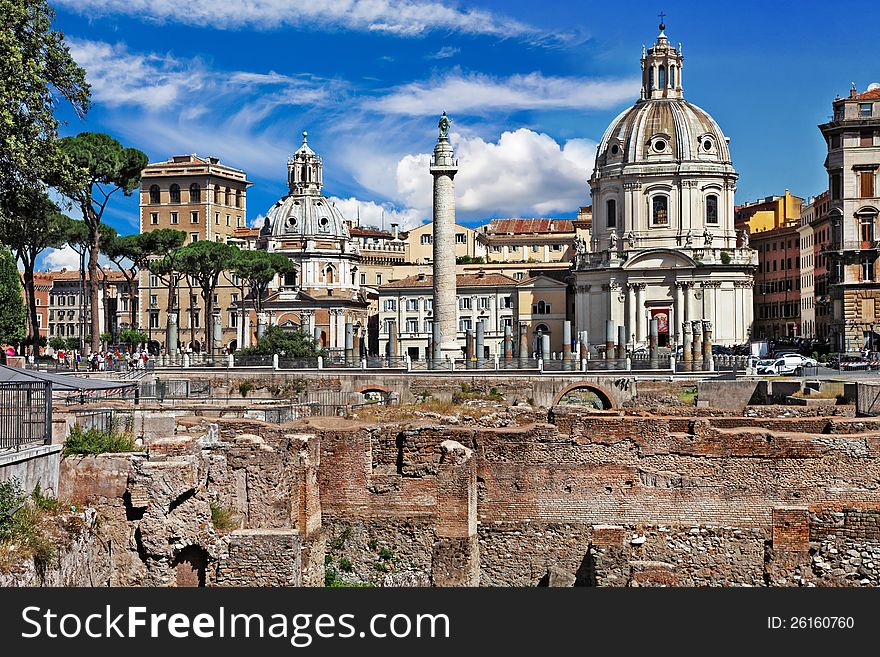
[572,24,757,348]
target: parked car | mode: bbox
[840,355,871,371]
[756,355,803,375]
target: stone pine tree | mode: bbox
[175,241,239,356]
[0,186,69,353]
[0,247,27,347]
[0,0,89,199]
[230,250,293,335]
[57,133,147,353]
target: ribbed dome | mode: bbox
[266,194,350,238]
[597,98,731,168]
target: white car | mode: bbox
[756,355,803,375]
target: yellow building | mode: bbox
[734,190,803,235]
[403,221,484,264]
[477,218,577,264]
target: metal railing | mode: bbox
[0,381,51,451]
[73,409,134,435]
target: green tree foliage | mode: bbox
[117,328,147,348]
[0,0,89,198]
[0,247,27,345]
[145,229,187,316]
[0,186,69,352]
[57,133,147,353]
[231,250,293,314]
[175,241,239,355]
[104,232,170,328]
[237,325,324,358]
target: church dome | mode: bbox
[265,131,351,239]
[595,23,731,170]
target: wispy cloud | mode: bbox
[426,46,460,59]
[368,71,640,115]
[68,39,341,113]
[55,0,573,44]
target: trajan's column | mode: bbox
[430,112,459,359]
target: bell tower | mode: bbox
[640,19,684,100]
[287,130,323,195]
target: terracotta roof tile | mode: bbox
[484,218,575,235]
[853,88,880,101]
[382,272,518,288]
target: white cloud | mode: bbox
[55,0,568,43]
[328,197,424,231]
[395,129,595,218]
[369,71,639,115]
[426,46,460,59]
[68,39,337,113]
[42,246,82,271]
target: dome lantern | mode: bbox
[640,21,683,101]
[287,130,323,195]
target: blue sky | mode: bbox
[43,0,880,266]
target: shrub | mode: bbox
[720,251,732,264]
[378,547,395,561]
[329,526,352,550]
[238,381,253,398]
[63,426,134,456]
[373,561,389,573]
[0,477,57,569]
[338,557,353,572]
[367,539,378,550]
[210,502,235,532]
[0,477,25,541]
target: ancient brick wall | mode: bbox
[216,530,302,587]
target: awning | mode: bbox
[0,365,136,391]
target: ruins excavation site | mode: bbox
[5,373,880,588]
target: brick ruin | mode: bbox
[30,392,880,587]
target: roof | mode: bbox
[36,269,127,283]
[351,227,395,239]
[852,88,880,101]
[232,228,259,238]
[382,272,518,289]
[0,364,135,391]
[483,218,575,235]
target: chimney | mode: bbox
[417,272,426,281]
[391,223,399,239]
[477,268,486,278]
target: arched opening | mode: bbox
[147,340,161,356]
[149,184,160,204]
[552,383,615,409]
[169,184,180,203]
[188,340,201,353]
[325,266,335,284]
[227,339,237,353]
[606,199,617,228]
[235,189,242,208]
[320,331,327,348]
[858,208,878,246]
[670,64,676,88]
[651,195,669,226]
[359,386,392,404]
[658,65,666,89]
[224,187,231,205]
[189,183,201,203]
[172,545,208,587]
[706,194,719,225]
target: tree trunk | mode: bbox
[128,271,137,329]
[22,260,39,356]
[203,286,213,356]
[88,230,101,354]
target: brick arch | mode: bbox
[357,385,392,396]
[552,382,616,409]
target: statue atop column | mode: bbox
[438,111,451,138]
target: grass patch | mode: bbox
[325,567,373,588]
[451,383,504,403]
[0,478,61,572]
[329,526,352,550]
[338,557,353,572]
[63,425,134,456]
[210,502,236,532]
[676,386,698,405]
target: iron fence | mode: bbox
[0,381,51,451]
[72,409,135,435]
[233,354,274,367]
[277,357,320,370]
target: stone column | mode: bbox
[256,312,268,340]
[306,311,315,337]
[674,282,685,347]
[432,320,441,362]
[605,319,615,360]
[563,320,573,365]
[683,283,692,322]
[579,330,589,360]
[212,313,223,357]
[503,325,513,361]
[682,321,693,372]
[649,318,659,367]
[617,324,627,359]
[702,320,713,369]
[336,311,346,351]
[166,312,178,355]
[465,329,474,368]
[691,320,703,371]
[519,324,529,365]
[626,284,637,347]
[345,322,354,365]
[387,319,397,361]
[541,333,551,362]
[475,321,485,367]
[635,283,646,343]
[242,313,251,348]
[328,311,337,349]
[430,114,460,359]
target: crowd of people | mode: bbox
[47,347,151,372]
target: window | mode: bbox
[190,183,201,203]
[424,320,433,334]
[225,187,231,205]
[860,103,874,118]
[455,233,466,244]
[360,273,366,285]
[406,318,419,333]
[491,245,502,253]
[706,195,719,224]
[383,319,395,335]
[658,65,666,89]
[170,212,179,225]
[652,195,669,225]
[421,235,432,245]
[230,313,238,328]
[190,211,199,224]
[425,299,433,312]
[531,245,540,253]
[237,217,242,227]
[861,171,875,198]
[149,294,158,307]
[149,275,159,288]
[501,317,513,330]
[606,199,617,228]
[502,296,513,309]
[830,134,841,149]
[863,257,873,282]
[478,297,490,310]
[459,297,472,310]
[831,171,842,200]
[514,272,525,281]
[149,312,159,329]
[149,185,160,204]
[236,190,242,208]
[68,295,75,305]
[169,184,180,203]
[215,213,220,225]
[860,213,876,243]
[376,273,382,285]
[406,298,419,311]
[190,312,200,329]
[532,300,551,314]
[383,299,397,312]
[226,215,231,226]
[319,217,329,232]
[861,131,874,147]
[190,232,198,243]
[459,318,472,332]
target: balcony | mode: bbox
[822,240,880,253]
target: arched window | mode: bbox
[706,195,719,224]
[658,66,666,89]
[859,209,877,244]
[606,199,617,228]
[651,195,669,226]
[535,323,550,335]
[189,183,201,203]
[325,266,335,284]
[224,187,231,206]
[670,65,676,88]
[149,185,160,204]
[169,184,180,203]
[302,165,309,182]
[235,189,242,208]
